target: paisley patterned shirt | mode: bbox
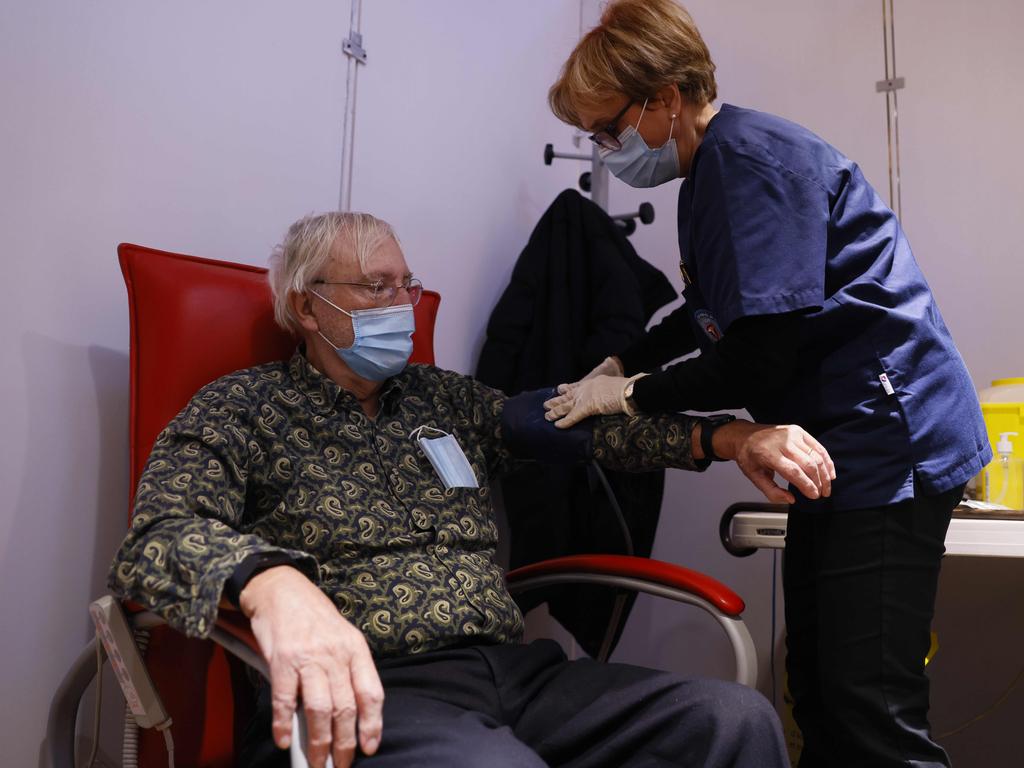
[109,350,702,658]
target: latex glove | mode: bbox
[241,566,384,768]
[543,374,633,428]
[582,356,624,381]
[712,421,837,504]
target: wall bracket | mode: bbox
[875,76,905,93]
[342,31,367,64]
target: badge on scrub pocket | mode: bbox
[410,426,479,489]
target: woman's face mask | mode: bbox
[312,290,415,381]
[600,99,680,188]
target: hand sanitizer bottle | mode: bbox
[983,432,1023,509]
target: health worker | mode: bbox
[542,2,990,766]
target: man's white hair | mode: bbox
[268,211,399,334]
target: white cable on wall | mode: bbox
[879,0,904,220]
[339,0,366,212]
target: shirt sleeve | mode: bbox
[591,413,706,473]
[616,303,698,376]
[632,311,804,413]
[692,137,828,332]
[107,383,319,639]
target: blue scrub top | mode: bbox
[679,104,990,511]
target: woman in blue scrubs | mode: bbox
[543,1,991,766]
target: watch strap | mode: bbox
[619,373,648,417]
[700,414,736,462]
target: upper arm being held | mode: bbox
[501,387,594,465]
[441,371,513,476]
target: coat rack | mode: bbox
[543,140,655,235]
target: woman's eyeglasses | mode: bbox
[587,99,635,152]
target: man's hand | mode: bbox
[708,420,836,504]
[240,566,384,768]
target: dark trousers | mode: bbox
[784,484,963,768]
[240,638,788,767]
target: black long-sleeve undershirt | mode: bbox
[619,306,805,415]
[618,305,699,375]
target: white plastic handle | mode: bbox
[291,711,334,768]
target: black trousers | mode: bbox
[239,638,788,767]
[784,483,963,768]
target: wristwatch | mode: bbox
[621,374,647,416]
[699,414,737,462]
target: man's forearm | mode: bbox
[109,508,317,639]
[238,564,307,618]
[591,413,705,473]
[703,419,771,461]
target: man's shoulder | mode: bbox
[403,363,472,389]
[189,359,293,407]
[398,364,504,411]
[156,360,294,443]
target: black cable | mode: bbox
[590,461,634,557]
[770,549,778,710]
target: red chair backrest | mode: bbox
[118,242,440,766]
[120,242,440,507]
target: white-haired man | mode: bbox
[110,212,834,768]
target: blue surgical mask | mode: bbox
[313,291,415,381]
[410,426,479,489]
[600,99,679,188]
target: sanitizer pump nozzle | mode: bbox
[997,432,1019,459]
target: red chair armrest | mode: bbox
[122,598,148,615]
[505,554,745,617]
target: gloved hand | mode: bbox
[582,356,624,381]
[543,374,636,429]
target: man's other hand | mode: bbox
[711,421,836,504]
[240,566,384,768]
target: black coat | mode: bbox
[477,189,676,657]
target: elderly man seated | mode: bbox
[109,212,834,768]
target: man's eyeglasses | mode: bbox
[588,98,635,152]
[312,277,423,307]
